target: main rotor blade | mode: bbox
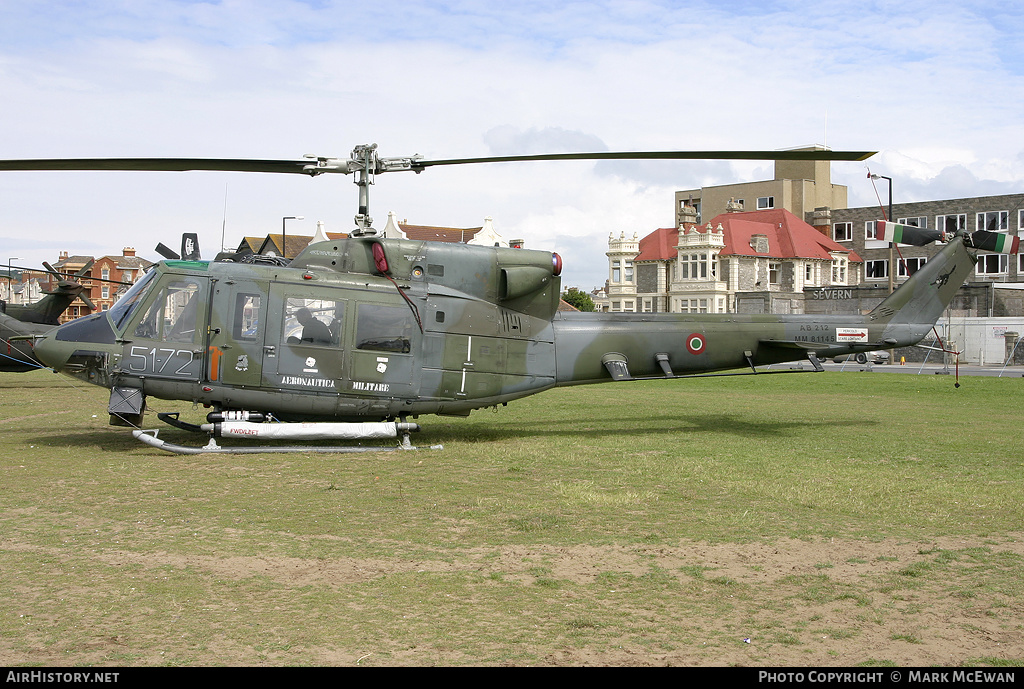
[0,158,319,174]
[0,149,875,177]
[413,149,876,169]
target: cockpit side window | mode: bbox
[132,279,204,343]
[108,269,158,332]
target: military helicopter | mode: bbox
[2,145,1012,454]
[0,259,119,372]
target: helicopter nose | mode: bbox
[32,331,64,370]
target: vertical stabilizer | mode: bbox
[868,235,975,327]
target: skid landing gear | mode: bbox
[132,411,443,455]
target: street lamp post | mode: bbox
[281,216,305,260]
[869,173,897,368]
[869,173,893,293]
[7,257,21,300]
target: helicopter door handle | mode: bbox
[263,345,276,357]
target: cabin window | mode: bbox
[356,304,413,353]
[284,298,342,346]
[233,293,262,341]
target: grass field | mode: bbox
[1,369,1023,666]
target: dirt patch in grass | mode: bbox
[4,534,1022,666]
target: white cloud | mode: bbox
[1,1,1023,289]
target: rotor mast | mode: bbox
[311,144,425,236]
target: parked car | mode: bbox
[833,350,890,364]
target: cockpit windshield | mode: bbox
[108,268,159,332]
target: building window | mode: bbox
[865,221,879,240]
[624,261,633,283]
[865,260,888,280]
[612,260,621,283]
[611,300,621,311]
[623,300,634,312]
[897,257,927,277]
[937,213,967,234]
[768,262,780,285]
[642,298,652,313]
[680,253,715,279]
[977,211,1009,232]
[832,257,848,285]
[805,263,814,283]
[977,254,1008,275]
[833,222,852,242]
[757,196,774,210]
[679,299,710,313]
[101,285,109,299]
[897,216,927,228]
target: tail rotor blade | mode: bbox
[967,230,1021,254]
[875,220,947,246]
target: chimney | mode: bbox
[678,203,699,227]
[122,247,136,257]
[811,207,832,238]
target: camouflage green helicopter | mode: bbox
[2,146,1012,453]
[0,259,126,372]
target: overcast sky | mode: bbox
[2,0,1023,289]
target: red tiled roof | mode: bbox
[635,227,683,262]
[685,209,862,262]
[399,224,482,243]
